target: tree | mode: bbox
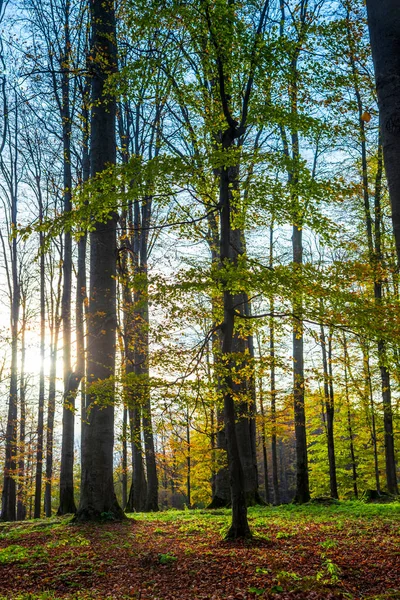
[0,90,20,522]
[366,0,400,266]
[75,0,124,522]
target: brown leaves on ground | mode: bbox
[0,505,399,600]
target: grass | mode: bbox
[0,501,398,599]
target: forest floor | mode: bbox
[0,502,399,600]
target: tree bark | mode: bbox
[44,290,61,517]
[343,335,358,499]
[58,1,77,516]
[34,198,46,519]
[258,373,270,504]
[75,0,124,522]
[292,226,310,503]
[17,294,27,521]
[219,132,250,539]
[320,323,338,499]
[269,226,280,505]
[366,0,400,265]
[1,192,20,521]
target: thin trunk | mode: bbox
[343,335,358,499]
[364,347,381,494]
[17,297,27,521]
[34,203,45,520]
[292,225,309,503]
[122,406,128,509]
[122,215,147,513]
[374,142,398,495]
[186,409,191,507]
[1,87,20,523]
[243,293,262,506]
[79,74,90,454]
[210,404,216,499]
[44,319,60,517]
[1,230,19,521]
[279,439,288,503]
[140,255,158,512]
[259,374,270,503]
[269,226,280,505]
[126,405,147,512]
[320,323,338,499]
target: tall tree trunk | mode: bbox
[126,405,147,512]
[44,343,57,517]
[208,284,230,509]
[1,192,20,521]
[373,143,398,495]
[75,0,123,522]
[122,406,128,509]
[292,225,309,503]
[139,225,159,512]
[347,13,398,494]
[44,316,60,517]
[219,138,250,539]
[78,74,90,457]
[210,277,261,507]
[17,295,27,521]
[44,262,62,518]
[186,407,191,507]
[363,346,381,494]
[58,3,77,515]
[366,0,400,265]
[258,373,270,504]
[280,0,310,505]
[320,323,338,499]
[34,204,46,519]
[121,219,147,514]
[343,335,358,499]
[269,226,280,505]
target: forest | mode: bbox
[0,0,399,598]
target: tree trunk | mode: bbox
[120,240,147,513]
[122,406,128,509]
[219,131,250,539]
[292,226,310,503]
[34,207,46,519]
[366,0,400,265]
[186,409,191,507]
[280,0,310,505]
[44,314,60,517]
[258,374,270,504]
[1,196,19,521]
[269,226,280,505]
[343,335,358,499]
[139,226,159,512]
[126,405,147,512]
[373,143,398,495]
[320,323,338,499]
[58,3,77,515]
[348,13,399,495]
[17,296,27,521]
[78,74,90,456]
[363,347,381,494]
[75,0,124,522]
